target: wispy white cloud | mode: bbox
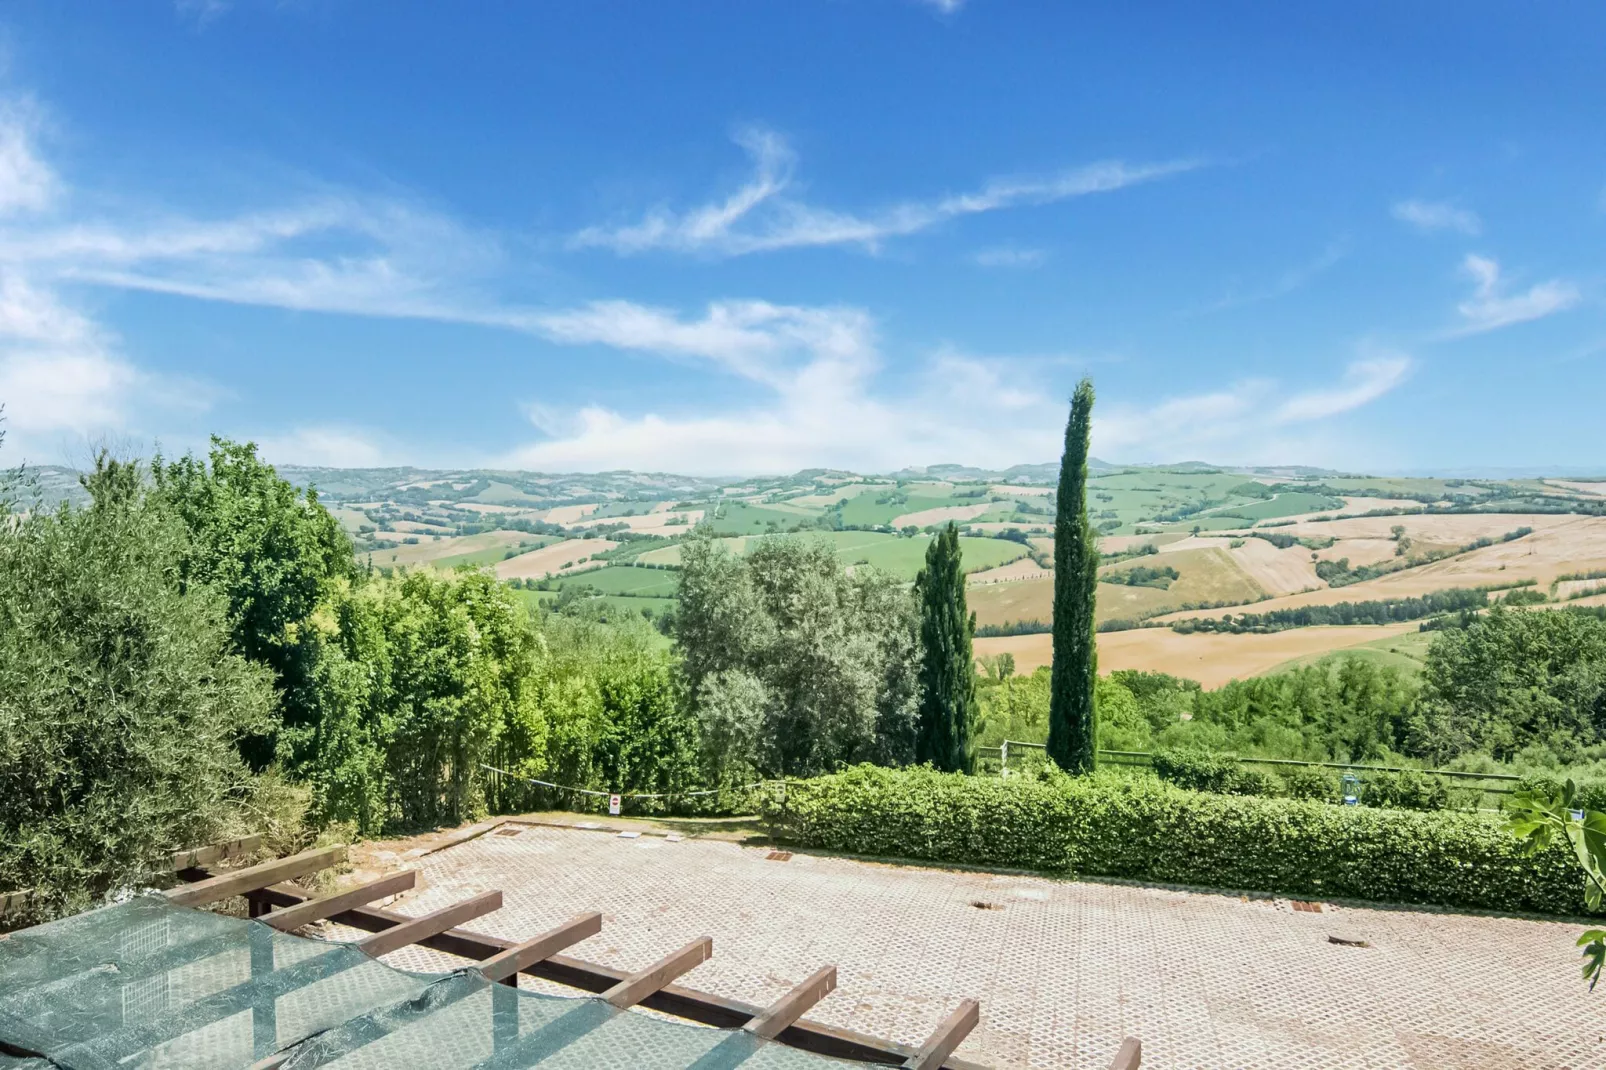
[916,0,966,13]
[971,245,1048,269]
[502,298,1411,474]
[1195,241,1346,313]
[0,102,56,216]
[570,126,1201,257]
[1272,353,1411,422]
[1452,253,1578,335]
[1392,199,1481,235]
[253,426,390,468]
[1095,353,1411,466]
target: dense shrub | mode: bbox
[762,765,1587,915]
[0,459,278,921]
[1280,765,1338,802]
[1151,748,1241,793]
[1364,770,1451,811]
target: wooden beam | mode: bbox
[0,889,32,914]
[745,966,837,1041]
[903,1000,980,1070]
[1106,1037,1142,1070]
[228,878,992,1069]
[261,870,417,932]
[164,845,347,907]
[169,834,262,872]
[478,911,603,984]
[602,936,714,1009]
[357,890,502,958]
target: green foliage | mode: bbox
[152,438,354,767]
[915,524,977,773]
[0,456,278,921]
[1150,749,1242,793]
[1409,606,1606,763]
[1107,564,1180,589]
[675,532,920,779]
[1171,658,1418,762]
[1509,783,1606,986]
[764,765,1585,915]
[1170,588,1488,634]
[1050,378,1099,774]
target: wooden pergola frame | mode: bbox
[157,841,1141,1069]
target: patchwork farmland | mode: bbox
[275,461,1606,686]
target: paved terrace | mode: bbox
[367,821,1597,1069]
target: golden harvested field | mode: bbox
[970,546,1264,627]
[1153,515,1606,623]
[1557,578,1606,599]
[362,529,530,568]
[494,538,618,580]
[891,502,995,528]
[973,622,1420,688]
[1225,536,1321,597]
[1314,537,1399,566]
[1545,480,1606,497]
[542,503,602,525]
[1284,510,1575,543]
[968,557,1050,585]
[788,483,886,508]
[601,509,704,534]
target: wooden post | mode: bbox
[744,966,837,1041]
[260,871,417,932]
[165,846,347,907]
[903,999,980,1069]
[357,891,502,959]
[602,937,714,1009]
[479,911,603,985]
[170,835,263,872]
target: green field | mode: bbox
[703,501,821,534]
[538,564,680,596]
[636,530,1028,581]
[1261,627,1437,677]
[1205,491,1343,522]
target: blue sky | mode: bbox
[0,1,1601,474]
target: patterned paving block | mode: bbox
[375,824,1601,1069]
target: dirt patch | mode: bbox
[494,538,618,580]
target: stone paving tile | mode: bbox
[375,823,1601,1069]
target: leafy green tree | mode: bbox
[914,523,977,773]
[299,568,545,833]
[0,453,276,920]
[1408,605,1606,764]
[676,530,919,778]
[1049,378,1099,773]
[152,437,355,766]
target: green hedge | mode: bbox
[762,765,1586,916]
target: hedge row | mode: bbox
[761,765,1586,916]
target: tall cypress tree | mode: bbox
[914,522,977,773]
[1048,378,1099,774]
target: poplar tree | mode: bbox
[914,522,977,773]
[1048,378,1099,773]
